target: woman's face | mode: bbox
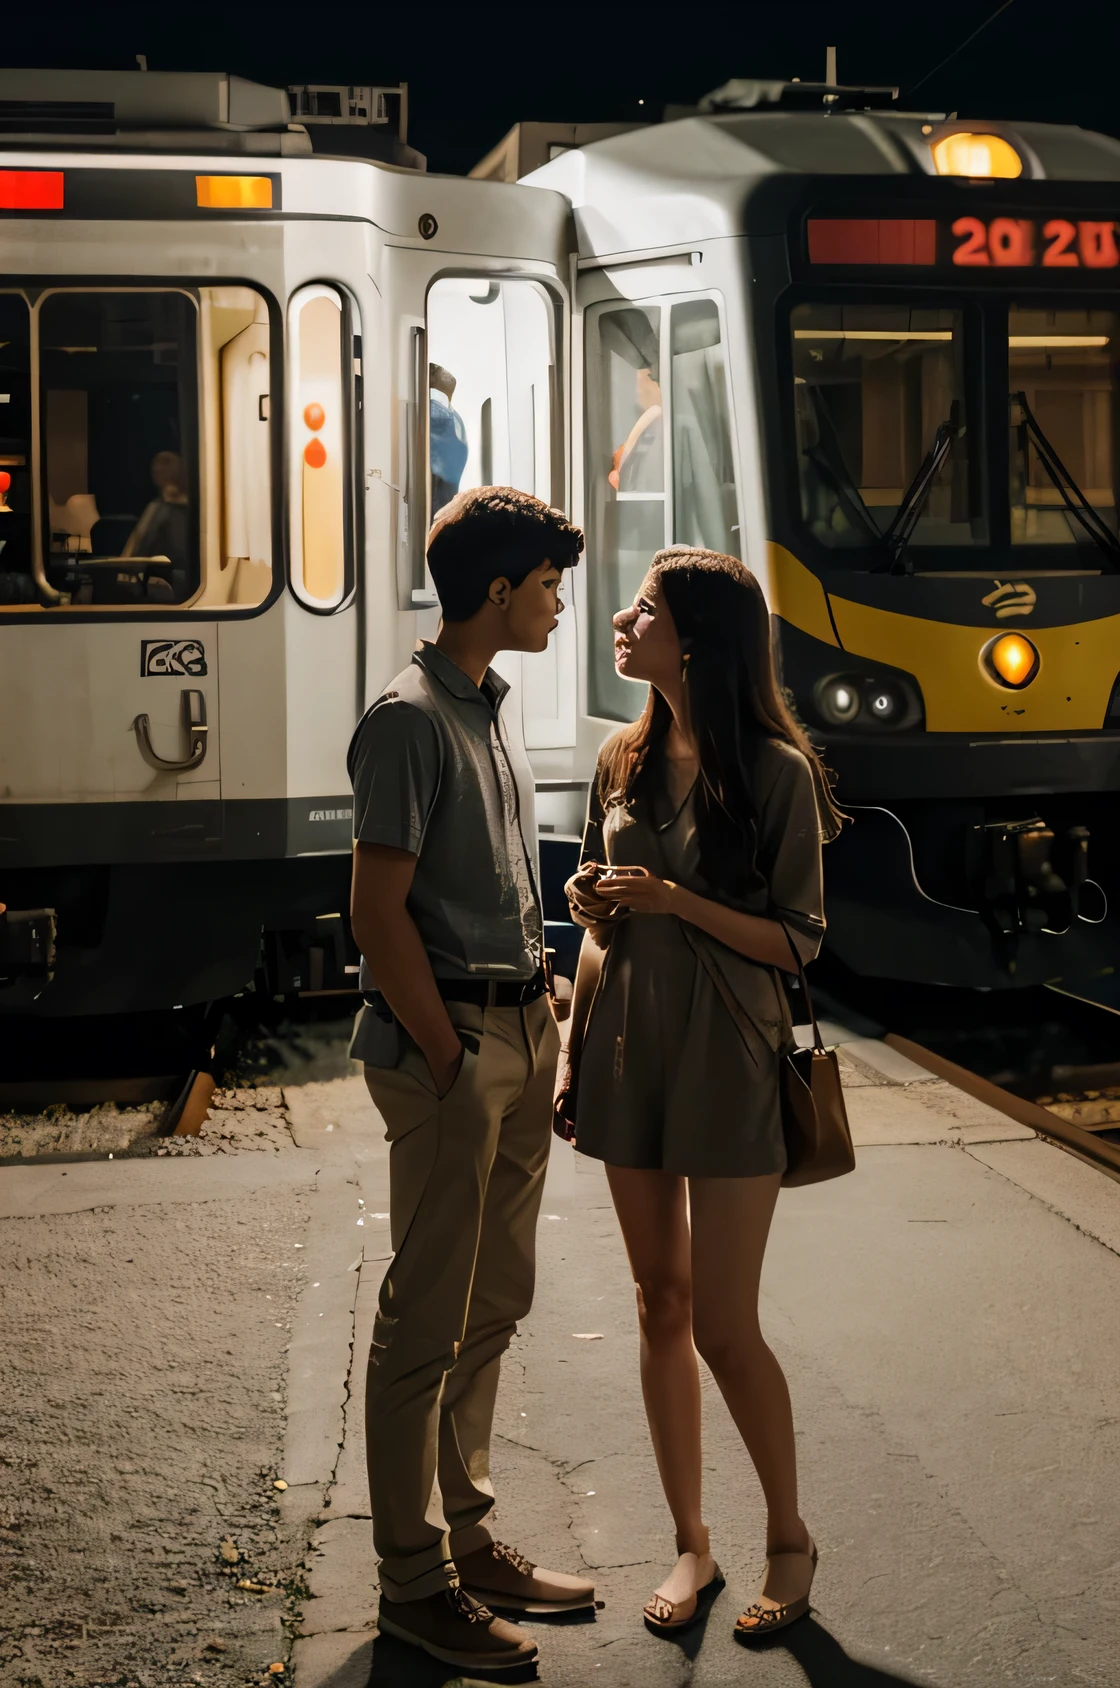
[613,572,681,689]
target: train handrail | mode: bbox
[132,688,208,773]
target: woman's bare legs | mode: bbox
[688,1173,813,1610]
[605,1165,716,1613]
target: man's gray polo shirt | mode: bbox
[348,642,543,1009]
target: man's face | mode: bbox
[495,559,565,653]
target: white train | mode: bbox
[2,69,1119,1017]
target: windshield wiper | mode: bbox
[1013,391,1120,570]
[872,411,959,574]
[805,387,884,544]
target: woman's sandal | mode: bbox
[734,1540,817,1642]
[643,1553,725,1636]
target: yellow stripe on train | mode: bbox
[766,543,1119,734]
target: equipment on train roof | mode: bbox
[698,78,900,113]
[0,70,422,167]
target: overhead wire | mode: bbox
[906,0,1018,97]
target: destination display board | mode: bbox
[806,216,1120,272]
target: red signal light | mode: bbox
[0,170,64,212]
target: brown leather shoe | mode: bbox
[377,1586,538,1669]
[456,1539,596,1613]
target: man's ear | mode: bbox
[488,576,512,609]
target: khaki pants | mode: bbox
[363,995,559,1603]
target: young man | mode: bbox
[348,486,593,1672]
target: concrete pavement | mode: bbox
[287,1037,1120,1688]
[3,1029,1117,1688]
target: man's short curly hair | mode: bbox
[426,486,584,622]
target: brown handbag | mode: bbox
[779,925,855,1187]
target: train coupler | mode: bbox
[981,819,1091,938]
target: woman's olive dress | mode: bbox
[573,739,825,1178]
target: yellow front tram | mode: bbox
[529,85,1120,1002]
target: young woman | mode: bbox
[559,547,842,1643]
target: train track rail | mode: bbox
[883,1034,1120,1186]
[2,972,1119,1181]
[808,955,1120,1184]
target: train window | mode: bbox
[586,303,666,720]
[670,298,737,555]
[1008,306,1120,548]
[0,294,33,605]
[210,287,272,607]
[790,303,981,551]
[40,290,201,604]
[586,295,739,721]
[426,275,568,745]
[1,284,273,613]
[289,285,353,611]
[426,277,557,520]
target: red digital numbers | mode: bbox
[1042,219,1078,266]
[989,218,1034,265]
[953,216,1119,269]
[952,216,990,265]
[1078,220,1120,267]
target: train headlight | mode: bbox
[819,678,861,725]
[985,633,1039,689]
[866,684,902,723]
[930,132,1023,179]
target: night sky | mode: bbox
[3,2,1120,176]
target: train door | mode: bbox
[216,274,363,839]
[423,274,573,748]
[577,270,741,728]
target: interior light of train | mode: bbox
[304,402,326,430]
[0,169,64,211]
[931,133,1022,179]
[304,438,327,469]
[195,175,273,210]
[986,633,1039,689]
[797,331,1109,348]
[794,330,953,341]
[1007,335,1108,348]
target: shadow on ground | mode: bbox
[300,1611,931,1688]
[765,1615,927,1686]
[366,1632,540,1683]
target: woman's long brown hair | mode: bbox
[598,548,844,896]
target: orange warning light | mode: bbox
[195,175,273,210]
[303,402,326,431]
[986,633,1039,688]
[303,438,327,469]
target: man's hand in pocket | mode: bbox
[431,1032,479,1099]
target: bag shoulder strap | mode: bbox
[777,920,825,1053]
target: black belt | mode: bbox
[364,971,546,1016]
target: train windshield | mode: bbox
[788,298,1120,567]
[790,303,982,551]
[1008,306,1120,550]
